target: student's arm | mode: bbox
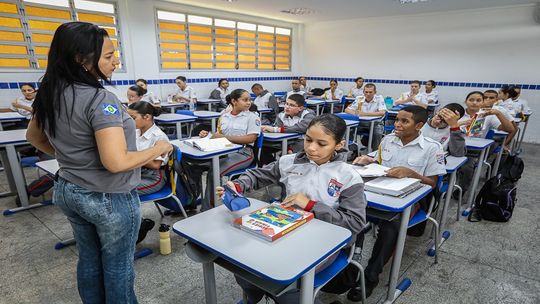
[344,100,358,114]
[12,102,32,112]
[233,159,282,192]
[344,107,356,115]
[385,167,438,188]
[26,118,55,156]
[487,109,515,133]
[283,111,315,133]
[412,97,428,109]
[394,93,408,105]
[143,160,163,170]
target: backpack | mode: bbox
[27,175,54,197]
[320,260,359,294]
[469,175,517,222]
[497,153,524,182]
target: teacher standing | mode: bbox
[26,22,172,303]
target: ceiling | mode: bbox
[164,0,536,23]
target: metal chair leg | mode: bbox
[428,217,440,264]
[454,185,463,221]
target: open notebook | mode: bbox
[365,177,422,197]
[353,163,391,177]
[184,137,234,152]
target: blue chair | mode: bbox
[223,132,264,180]
[21,156,40,168]
[176,109,195,116]
[249,93,256,99]
[383,111,396,134]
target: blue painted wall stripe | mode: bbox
[1,76,538,90]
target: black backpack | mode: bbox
[469,175,517,222]
[497,153,524,182]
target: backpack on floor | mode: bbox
[497,153,524,182]
[469,175,517,222]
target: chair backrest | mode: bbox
[176,110,194,116]
[427,175,445,217]
[254,132,264,166]
[485,129,495,140]
[340,96,348,104]
[335,112,360,122]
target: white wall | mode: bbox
[302,4,540,143]
[0,0,301,105]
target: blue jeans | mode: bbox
[54,177,141,304]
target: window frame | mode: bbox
[154,7,292,72]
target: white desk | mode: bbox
[155,113,196,139]
[365,184,433,303]
[463,137,494,215]
[358,116,384,153]
[263,132,302,155]
[305,99,325,115]
[0,113,27,131]
[257,108,273,114]
[344,119,360,150]
[197,99,222,111]
[0,129,44,215]
[171,139,242,207]
[172,199,351,304]
[160,102,189,113]
[193,111,221,133]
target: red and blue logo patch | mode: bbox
[327,178,343,197]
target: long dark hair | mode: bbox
[128,101,162,117]
[33,22,111,137]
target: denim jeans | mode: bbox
[54,177,141,304]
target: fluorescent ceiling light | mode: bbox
[280,8,315,15]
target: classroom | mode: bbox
[0,0,539,303]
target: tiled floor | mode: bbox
[1,143,539,304]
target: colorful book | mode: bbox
[232,203,314,242]
[466,113,485,137]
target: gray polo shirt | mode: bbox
[46,84,140,193]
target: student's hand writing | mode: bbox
[155,140,173,157]
[282,193,310,209]
[385,166,416,179]
[261,125,275,133]
[438,108,460,128]
[199,130,209,138]
[216,181,236,198]
[352,155,376,165]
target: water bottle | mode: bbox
[384,96,394,109]
[188,99,195,111]
[159,224,172,255]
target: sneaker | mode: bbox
[347,276,378,301]
[136,218,155,244]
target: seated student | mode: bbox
[344,83,386,151]
[217,114,367,304]
[127,101,170,243]
[483,89,516,150]
[136,78,160,105]
[394,80,428,109]
[251,83,278,124]
[347,77,365,98]
[350,106,446,300]
[299,76,313,95]
[322,79,344,101]
[498,85,529,117]
[0,82,36,120]
[199,89,261,211]
[170,76,197,110]
[260,94,315,164]
[510,85,531,114]
[209,78,230,111]
[286,78,307,99]
[424,80,439,104]
[421,103,466,157]
[127,85,145,105]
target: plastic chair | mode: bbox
[223,132,264,180]
[139,147,188,219]
[383,111,396,134]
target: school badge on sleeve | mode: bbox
[102,103,120,116]
[327,178,343,197]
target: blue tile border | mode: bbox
[1,76,539,91]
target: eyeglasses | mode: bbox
[284,103,299,108]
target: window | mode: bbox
[0,0,123,70]
[156,9,291,71]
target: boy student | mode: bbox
[251,83,279,125]
[483,90,517,150]
[424,80,439,104]
[260,94,315,164]
[350,106,446,300]
[299,76,313,95]
[394,80,428,109]
[344,83,386,151]
[420,103,467,157]
[171,76,197,109]
[347,77,365,98]
[286,78,307,99]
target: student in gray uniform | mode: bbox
[251,83,279,125]
[199,88,261,210]
[217,114,367,304]
[420,103,467,157]
[209,78,230,111]
[260,94,315,164]
[26,22,172,303]
[351,106,446,300]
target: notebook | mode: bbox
[365,177,422,197]
[184,137,234,152]
[354,163,391,177]
[232,203,314,242]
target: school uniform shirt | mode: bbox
[300,84,312,93]
[512,98,530,113]
[374,133,446,177]
[347,95,386,113]
[425,90,439,104]
[459,111,502,138]
[348,86,364,98]
[492,105,514,122]
[141,91,160,104]
[421,123,466,157]
[218,110,261,137]
[175,86,197,101]
[136,124,169,164]
[497,99,518,117]
[286,89,307,99]
[276,109,316,133]
[323,88,344,100]
[233,151,367,247]
[253,90,274,109]
[10,97,33,118]
[209,87,229,106]
[396,91,428,106]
